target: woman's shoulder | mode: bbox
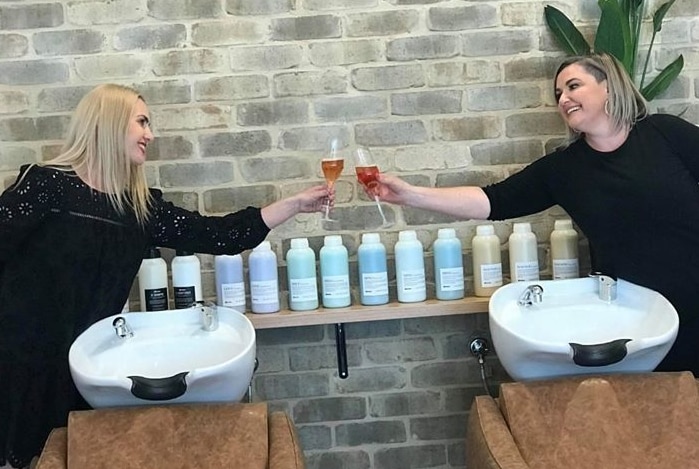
[641,113,696,130]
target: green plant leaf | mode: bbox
[641,55,684,100]
[596,0,633,72]
[544,5,591,55]
[652,0,676,32]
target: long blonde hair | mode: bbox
[41,84,153,225]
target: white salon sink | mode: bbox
[489,277,679,381]
[69,305,256,408]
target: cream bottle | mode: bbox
[550,218,579,280]
[508,223,540,282]
[472,224,503,297]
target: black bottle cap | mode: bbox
[176,250,193,256]
[144,246,161,259]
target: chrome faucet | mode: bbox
[518,284,544,307]
[589,272,617,302]
[195,301,219,332]
[112,316,134,339]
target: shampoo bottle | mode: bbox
[472,225,503,297]
[508,222,540,282]
[286,238,319,311]
[172,250,202,309]
[394,230,426,303]
[433,228,464,300]
[357,233,389,306]
[550,218,579,280]
[138,246,169,311]
[248,241,280,313]
[215,254,246,311]
[319,235,351,308]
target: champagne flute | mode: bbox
[320,137,344,222]
[353,146,392,228]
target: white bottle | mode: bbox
[394,230,426,303]
[550,218,579,280]
[433,228,464,300]
[508,223,540,282]
[215,254,246,311]
[171,250,202,309]
[472,225,503,297]
[248,241,280,313]
[138,246,170,311]
[357,233,389,306]
[319,235,351,308]
[286,238,319,311]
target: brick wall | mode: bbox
[2,0,699,467]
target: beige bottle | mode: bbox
[472,224,503,297]
[509,222,540,282]
[550,218,579,280]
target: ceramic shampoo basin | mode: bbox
[489,277,679,381]
[69,305,256,408]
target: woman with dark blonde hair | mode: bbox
[376,52,699,372]
[0,83,331,468]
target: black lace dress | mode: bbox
[0,165,270,467]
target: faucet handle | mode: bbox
[589,272,617,302]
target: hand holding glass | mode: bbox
[321,138,344,222]
[353,146,392,228]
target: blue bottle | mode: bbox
[433,228,465,300]
[286,238,319,311]
[357,233,389,305]
[319,235,351,308]
[248,241,280,313]
[394,230,426,303]
[215,254,246,311]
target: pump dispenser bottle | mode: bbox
[550,218,579,279]
[319,235,351,308]
[248,241,280,313]
[172,251,202,309]
[286,238,319,311]
[139,246,169,311]
[215,254,245,311]
[357,233,389,305]
[433,228,464,300]
[472,225,503,297]
[394,230,426,303]
[508,223,540,282]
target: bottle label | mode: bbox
[144,287,169,311]
[553,259,579,279]
[322,275,350,299]
[514,261,540,282]
[174,286,195,309]
[400,269,426,293]
[220,282,245,308]
[438,267,464,291]
[251,280,279,304]
[290,277,318,302]
[479,263,503,288]
[361,271,389,297]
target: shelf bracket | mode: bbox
[335,323,348,379]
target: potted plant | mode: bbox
[544,0,684,100]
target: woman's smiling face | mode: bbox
[555,63,609,134]
[126,99,153,166]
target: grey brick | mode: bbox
[114,24,186,51]
[254,373,329,400]
[294,397,366,423]
[153,105,232,131]
[0,60,68,86]
[192,20,264,46]
[37,86,93,113]
[0,90,29,114]
[0,34,28,58]
[66,0,146,25]
[199,130,272,157]
[336,420,407,446]
[467,85,542,111]
[403,207,462,226]
[297,425,332,451]
[136,80,192,105]
[289,344,362,371]
[444,386,487,412]
[314,96,387,122]
[387,35,459,61]
[335,366,407,393]
[505,112,566,137]
[255,346,286,373]
[434,116,501,141]
[388,0,441,4]
[462,30,533,57]
[271,15,341,41]
[448,441,466,468]
[369,390,441,417]
[194,76,269,102]
[278,125,350,151]
[308,40,383,67]
[374,444,446,469]
[229,45,303,71]
[428,60,501,87]
[33,29,104,56]
[502,2,545,26]
[470,140,544,166]
[355,120,427,146]
[351,64,424,91]
[257,325,325,346]
[305,451,370,469]
[159,161,235,188]
[428,5,498,31]
[365,337,438,364]
[411,360,480,387]
[237,100,308,126]
[274,71,348,97]
[241,156,312,182]
[160,191,199,212]
[345,11,420,37]
[0,116,70,142]
[410,414,467,440]
[305,0,375,10]
[391,90,462,116]
[148,0,223,19]
[74,55,145,81]
[344,321,401,339]
[504,56,562,82]
[0,146,37,171]
[152,49,226,76]
[146,136,194,161]
[0,4,63,29]
[203,185,279,213]
[225,0,294,15]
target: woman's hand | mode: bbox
[261,184,333,228]
[374,173,416,205]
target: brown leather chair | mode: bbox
[466,371,699,469]
[35,403,305,469]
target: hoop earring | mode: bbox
[604,99,610,115]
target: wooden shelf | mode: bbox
[245,296,490,329]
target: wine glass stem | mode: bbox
[373,195,388,223]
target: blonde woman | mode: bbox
[0,84,330,468]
